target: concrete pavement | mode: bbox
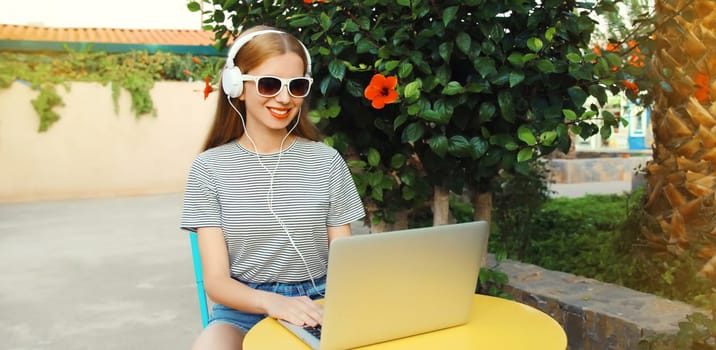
[0,194,198,350]
[0,180,632,350]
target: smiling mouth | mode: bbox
[268,107,290,119]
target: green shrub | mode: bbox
[490,160,553,259]
[493,187,716,307]
[0,50,223,131]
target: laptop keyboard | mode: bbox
[303,325,322,339]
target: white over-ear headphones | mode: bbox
[221,29,312,98]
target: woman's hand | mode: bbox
[262,293,323,327]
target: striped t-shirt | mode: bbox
[181,138,366,283]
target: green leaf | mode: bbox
[567,86,588,108]
[319,12,332,31]
[473,57,496,78]
[517,148,534,162]
[481,40,496,54]
[509,71,525,87]
[522,53,537,63]
[605,52,622,68]
[402,122,425,143]
[397,0,411,6]
[346,80,363,97]
[420,109,443,123]
[384,60,400,72]
[497,90,516,123]
[588,84,608,105]
[527,37,543,52]
[442,81,464,95]
[448,136,471,157]
[456,32,471,54]
[404,80,422,101]
[380,175,394,190]
[356,16,371,30]
[328,60,345,81]
[347,160,367,169]
[490,71,510,86]
[367,148,380,167]
[367,171,382,187]
[517,126,537,145]
[433,99,453,123]
[442,6,459,27]
[536,59,555,73]
[466,80,490,93]
[390,154,406,168]
[540,131,558,146]
[479,102,496,123]
[342,19,359,33]
[545,27,556,42]
[435,66,450,86]
[569,63,593,81]
[469,137,488,158]
[428,135,449,157]
[319,76,333,95]
[603,110,616,124]
[371,187,384,202]
[356,38,376,54]
[600,125,612,140]
[439,42,453,62]
[507,52,524,67]
[581,110,597,120]
[566,53,582,63]
[562,109,578,121]
[407,103,421,116]
[213,10,225,23]
[398,62,414,78]
[577,122,599,139]
[402,186,416,201]
[187,1,201,11]
[289,15,316,28]
[394,114,408,129]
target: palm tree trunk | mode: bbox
[643,0,716,277]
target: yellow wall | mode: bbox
[0,81,215,203]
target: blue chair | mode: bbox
[189,231,210,328]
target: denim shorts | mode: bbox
[209,275,327,332]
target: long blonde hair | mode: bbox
[202,26,319,151]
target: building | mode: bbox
[0,23,220,56]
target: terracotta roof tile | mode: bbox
[0,24,216,46]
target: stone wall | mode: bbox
[547,157,651,184]
[488,256,703,349]
[0,81,214,203]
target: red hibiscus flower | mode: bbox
[606,42,620,52]
[621,80,638,95]
[204,75,213,100]
[364,74,398,109]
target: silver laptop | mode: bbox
[278,221,490,350]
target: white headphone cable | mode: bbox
[227,97,325,297]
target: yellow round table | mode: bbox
[243,294,567,349]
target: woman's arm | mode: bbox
[197,227,323,326]
[326,224,352,246]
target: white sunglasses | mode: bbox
[241,75,313,98]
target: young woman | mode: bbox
[181,26,365,350]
